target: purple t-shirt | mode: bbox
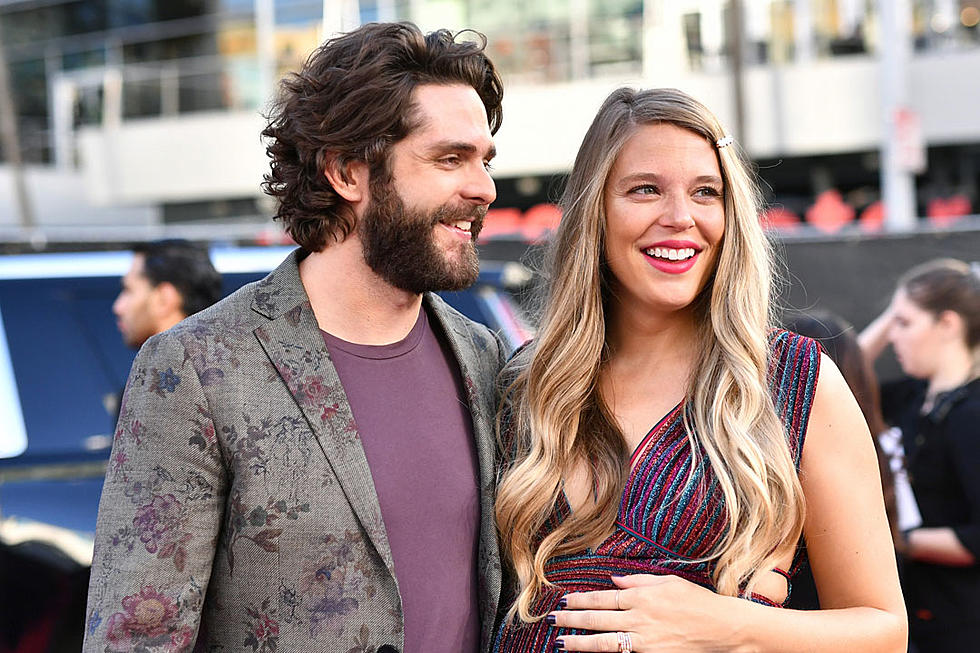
[321,306,480,653]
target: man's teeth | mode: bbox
[644,247,696,261]
[451,220,472,232]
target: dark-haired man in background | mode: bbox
[85,23,506,653]
[113,239,222,349]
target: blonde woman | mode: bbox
[493,88,906,652]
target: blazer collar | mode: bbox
[250,248,310,320]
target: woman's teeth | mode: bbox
[644,247,696,261]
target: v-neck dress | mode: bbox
[493,330,821,652]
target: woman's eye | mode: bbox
[630,184,659,195]
[695,186,722,198]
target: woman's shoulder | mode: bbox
[495,341,534,464]
[765,328,822,467]
[767,326,819,352]
[497,340,532,397]
[963,377,980,401]
[766,327,822,383]
[935,378,980,436]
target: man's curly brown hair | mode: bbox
[261,22,503,252]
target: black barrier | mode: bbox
[777,227,980,382]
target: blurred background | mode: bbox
[2,0,980,241]
[1,1,979,650]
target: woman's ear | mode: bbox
[937,309,967,341]
[323,154,369,203]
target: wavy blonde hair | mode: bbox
[495,87,805,622]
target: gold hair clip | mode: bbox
[715,135,734,149]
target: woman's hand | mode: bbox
[550,574,740,652]
[857,294,899,363]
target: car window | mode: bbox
[0,275,133,462]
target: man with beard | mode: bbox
[84,23,507,653]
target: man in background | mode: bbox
[113,239,222,349]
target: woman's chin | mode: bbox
[900,363,929,380]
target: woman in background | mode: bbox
[859,259,980,652]
[493,87,906,652]
[783,310,903,610]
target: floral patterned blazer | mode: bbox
[83,250,508,653]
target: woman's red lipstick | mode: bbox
[641,240,701,274]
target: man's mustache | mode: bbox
[431,204,488,239]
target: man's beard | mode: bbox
[359,176,485,295]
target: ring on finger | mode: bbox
[616,630,633,653]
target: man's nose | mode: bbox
[463,162,496,206]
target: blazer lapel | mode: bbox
[425,294,495,506]
[251,251,395,577]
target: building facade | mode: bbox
[1,0,979,237]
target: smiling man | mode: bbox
[84,23,507,653]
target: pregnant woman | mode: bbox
[493,87,906,652]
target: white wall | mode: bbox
[911,49,980,145]
[495,49,980,173]
[73,48,980,205]
[77,111,269,205]
[0,166,158,228]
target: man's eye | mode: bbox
[483,160,495,171]
[440,156,461,166]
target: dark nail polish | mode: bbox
[555,638,565,650]
[558,597,567,609]
[546,614,557,625]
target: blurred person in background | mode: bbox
[493,87,906,652]
[113,239,222,349]
[859,258,980,652]
[783,310,903,610]
[1,539,88,653]
[84,22,506,653]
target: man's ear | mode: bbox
[153,281,184,317]
[323,154,369,203]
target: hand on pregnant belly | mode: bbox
[549,573,739,652]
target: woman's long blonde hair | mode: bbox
[495,87,806,622]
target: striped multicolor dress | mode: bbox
[493,330,821,652]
